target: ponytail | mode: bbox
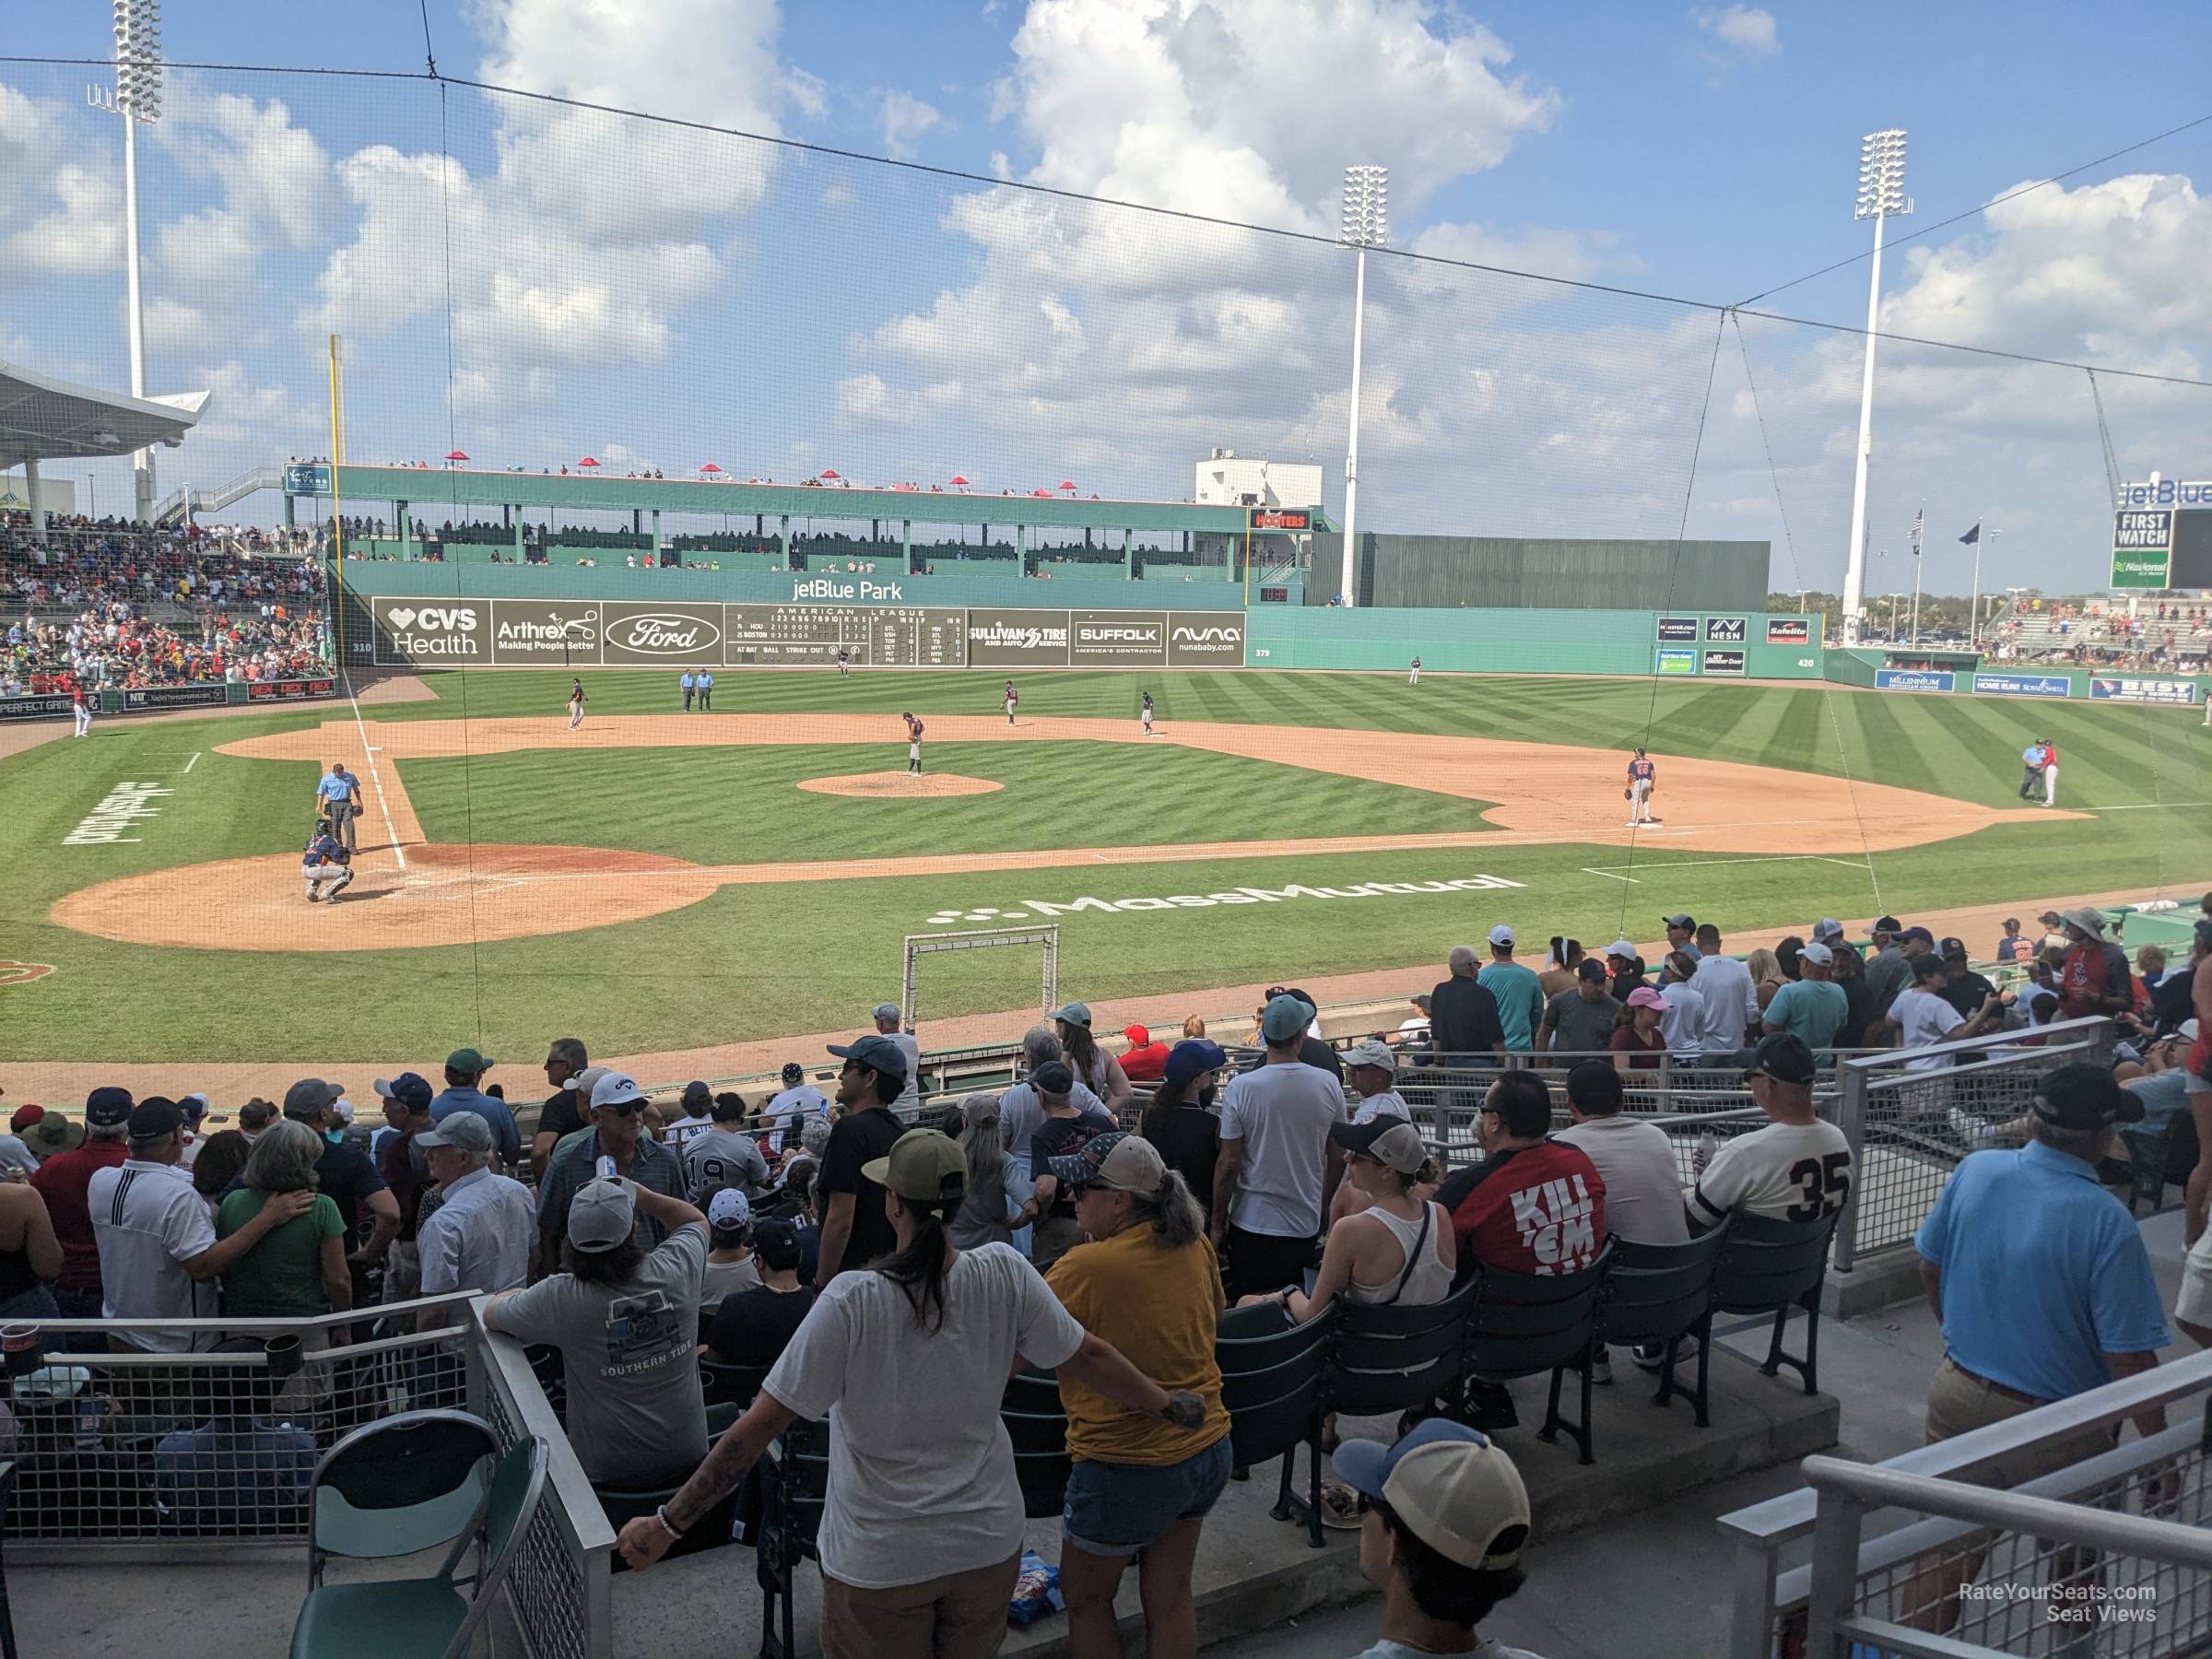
[875,1188,965,1334]
[1123,1170,1206,1249]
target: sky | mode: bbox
[3,0,2209,598]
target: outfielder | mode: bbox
[569,677,586,731]
[1408,656,1421,686]
[1625,747,1659,826]
[902,711,924,774]
[301,824,354,903]
[1140,690,1155,735]
[1004,680,1018,725]
[837,646,851,677]
[71,683,90,737]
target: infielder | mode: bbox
[315,760,359,852]
[696,670,712,712]
[1140,690,1155,735]
[2017,739,2045,801]
[1625,747,1659,826]
[1004,680,1018,725]
[71,683,90,737]
[2038,737,2058,806]
[569,677,586,730]
[902,711,924,774]
[301,824,354,903]
[1408,656,1421,686]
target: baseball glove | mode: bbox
[1623,788,1631,800]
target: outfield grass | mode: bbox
[2,668,2206,1065]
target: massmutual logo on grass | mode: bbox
[924,872,1526,926]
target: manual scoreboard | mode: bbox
[722,604,968,665]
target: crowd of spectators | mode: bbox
[5,898,2207,1655]
[2,515,330,694]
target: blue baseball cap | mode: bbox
[1163,1039,1227,1090]
[1332,1418,1531,1571]
[373,1073,434,1112]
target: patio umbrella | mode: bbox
[819,468,841,480]
[578,456,600,469]
[949,475,970,488]
[445,450,469,464]
[1058,480,1076,492]
[700,462,724,475]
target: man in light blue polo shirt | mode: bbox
[428,1046,522,1166]
[313,760,359,852]
[1903,1063,2170,1634]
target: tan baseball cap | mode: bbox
[862,1128,968,1202]
[1333,1420,1531,1571]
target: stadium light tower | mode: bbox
[1840,129,1910,646]
[1338,164,1388,609]
[88,0,163,524]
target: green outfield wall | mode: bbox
[1246,606,1823,678]
[1310,532,1770,611]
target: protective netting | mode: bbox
[4,56,2212,1082]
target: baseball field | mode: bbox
[4,666,2209,1085]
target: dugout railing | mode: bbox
[1723,1347,2212,1658]
[5,1295,615,1658]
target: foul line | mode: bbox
[344,679,408,873]
[1583,853,1876,884]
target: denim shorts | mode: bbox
[1062,1435,1233,1558]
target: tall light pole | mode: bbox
[1841,129,1910,646]
[88,0,162,524]
[1338,164,1387,609]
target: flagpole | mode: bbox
[1970,514,1984,649]
[1911,500,1924,646]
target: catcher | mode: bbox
[302,820,354,902]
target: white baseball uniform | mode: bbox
[1685,1120,1853,1229]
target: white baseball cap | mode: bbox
[1488,924,1515,947]
[1344,1038,1398,1073]
[1798,941,1834,966]
[1332,1420,1531,1571]
[1605,939,1638,959]
[1812,918,1845,942]
[708,1188,752,1230]
[588,1070,646,1112]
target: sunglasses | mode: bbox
[599,1099,647,1118]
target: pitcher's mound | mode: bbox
[797,771,1003,799]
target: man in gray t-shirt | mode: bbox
[484,1179,710,1489]
[1537,960,1624,1056]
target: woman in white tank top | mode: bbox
[1236,1119,1455,1323]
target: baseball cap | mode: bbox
[566,1065,610,1105]
[1330,1119,1429,1173]
[1576,959,1608,982]
[86,1087,134,1128]
[282,1078,346,1120]
[1604,939,1638,960]
[869,1001,901,1022]
[861,1128,968,1202]
[1798,940,1834,967]
[1122,1023,1150,1048]
[332,1099,356,1124]
[1044,1130,1168,1194]
[1344,1038,1398,1072]
[8,1104,41,1134]
[1163,1039,1227,1090]
[179,1093,209,1124]
[1874,915,1902,934]
[681,1080,712,1111]
[752,1215,802,1268]
[781,1062,805,1086]
[415,1111,494,1153]
[1260,993,1312,1044]
[1900,926,1936,947]
[1938,936,1969,959]
[1332,1420,1531,1572]
[587,1071,647,1112]
[373,1073,434,1112]
[23,1114,83,1158]
[1627,985,1666,1010]
[827,1033,910,1083]
[1745,1032,1817,1087]
[1030,1060,1076,1096]
[2178,1019,2202,1043]
[2032,1063,2144,1132]
[1812,918,1845,942]
[1050,1001,1094,1028]
[2060,906,2108,936]
[708,1188,752,1230]
[566,1178,636,1252]
[1488,924,1515,947]
[128,1098,185,1139]
[445,1047,495,1074]
[1663,912,1695,930]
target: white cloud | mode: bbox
[879,91,947,161]
[1692,6,1780,59]
[0,87,122,276]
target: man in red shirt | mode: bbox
[1117,1023,1170,1084]
[1439,1073,1606,1278]
[2056,908,2132,1023]
[27,1087,135,1338]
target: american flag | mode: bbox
[1911,506,1924,554]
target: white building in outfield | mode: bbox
[1194,450,1322,512]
